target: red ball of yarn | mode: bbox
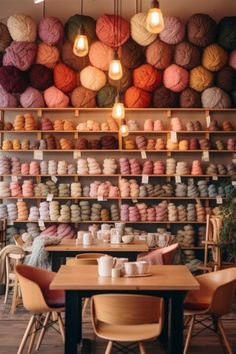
[0,65,28,93]
[133,64,162,92]
[125,86,151,108]
[96,14,130,47]
[29,64,53,90]
[54,63,77,93]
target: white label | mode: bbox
[171,131,177,143]
[216,196,223,204]
[206,115,211,128]
[17,198,23,202]
[11,176,18,182]
[73,151,81,159]
[38,220,45,228]
[142,175,149,184]
[195,198,202,206]
[97,196,104,201]
[232,181,236,186]
[51,176,58,183]
[202,151,210,162]
[212,175,218,181]
[46,194,53,202]
[132,199,138,203]
[7,219,13,225]
[141,151,147,159]
[34,150,43,160]
[175,175,181,184]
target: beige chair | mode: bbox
[202,215,222,271]
[184,267,236,354]
[91,294,164,354]
[15,264,65,354]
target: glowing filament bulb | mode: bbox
[112,102,125,120]
[120,124,129,137]
[109,50,123,80]
[73,34,88,57]
[146,1,164,33]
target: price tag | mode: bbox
[212,175,218,181]
[141,151,147,159]
[46,194,53,202]
[202,151,210,162]
[73,151,81,159]
[38,220,45,229]
[17,198,23,202]
[132,199,138,203]
[175,175,181,184]
[231,181,236,186]
[34,150,43,160]
[195,198,202,206]
[11,176,18,182]
[97,196,104,201]
[7,219,13,225]
[206,115,211,128]
[142,175,149,184]
[51,176,58,183]
[170,131,177,143]
[216,196,223,204]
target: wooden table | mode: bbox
[46,239,149,271]
[50,264,199,354]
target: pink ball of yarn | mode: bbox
[229,50,236,70]
[89,41,114,71]
[20,87,45,108]
[160,16,185,44]
[3,41,37,71]
[0,86,17,107]
[36,42,60,69]
[96,14,130,47]
[38,16,64,46]
[164,64,189,92]
[44,86,69,108]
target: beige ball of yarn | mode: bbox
[7,14,37,42]
[131,12,157,46]
[80,65,106,91]
[190,66,214,93]
[201,87,231,108]
[202,43,228,72]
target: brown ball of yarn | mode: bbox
[152,86,179,108]
[174,41,201,70]
[71,86,96,108]
[108,66,133,94]
[202,44,228,72]
[29,64,53,90]
[125,86,151,108]
[120,38,145,69]
[180,88,202,108]
[216,66,236,92]
[0,23,12,52]
[0,65,28,93]
[190,66,214,93]
[146,39,174,70]
[45,135,57,149]
[61,41,90,71]
[74,138,89,150]
[187,13,216,47]
[90,139,102,150]
[54,63,77,93]
[100,135,118,149]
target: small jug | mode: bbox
[97,255,116,277]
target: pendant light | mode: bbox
[146,0,164,34]
[112,94,125,120]
[120,121,129,137]
[73,0,89,57]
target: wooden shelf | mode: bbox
[10,220,207,224]
[0,196,226,201]
[1,149,236,153]
[0,130,118,134]
[0,174,233,178]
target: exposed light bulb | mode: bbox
[146,0,164,34]
[73,34,89,57]
[120,123,129,137]
[108,51,123,81]
[34,0,44,3]
[112,101,125,120]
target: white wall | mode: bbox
[0,0,236,24]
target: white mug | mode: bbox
[136,261,150,275]
[98,256,117,277]
[83,232,93,246]
[124,262,137,276]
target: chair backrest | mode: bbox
[137,243,179,265]
[76,253,107,259]
[5,252,25,279]
[161,243,179,265]
[66,257,98,266]
[13,235,24,248]
[91,294,164,327]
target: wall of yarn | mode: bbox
[0,12,235,109]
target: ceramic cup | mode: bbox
[83,232,93,246]
[124,262,137,276]
[136,261,150,275]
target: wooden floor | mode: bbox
[0,294,236,354]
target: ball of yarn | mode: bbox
[29,64,53,90]
[80,65,106,91]
[89,41,113,71]
[216,66,236,92]
[163,64,189,92]
[61,41,89,71]
[146,39,174,70]
[0,23,12,52]
[202,43,228,72]
[190,66,214,92]
[65,14,97,44]
[96,14,130,47]
[0,65,28,93]
[133,64,162,92]
[96,85,117,107]
[44,86,69,108]
[38,16,64,45]
[54,63,77,93]
[217,17,236,51]
[180,88,201,108]
[174,41,201,70]
[229,50,236,70]
[120,38,145,69]
[187,13,216,47]
[71,86,96,108]
[7,14,37,42]
[125,86,151,108]
[153,86,179,108]
[3,41,37,71]
[131,12,157,46]
[0,86,17,107]
[202,87,231,108]
[20,87,45,108]
[108,66,133,93]
[159,16,185,44]
[36,42,59,69]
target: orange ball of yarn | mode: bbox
[54,63,77,93]
[133,64,162,92]
[125,86,151,108]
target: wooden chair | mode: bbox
[15,264,65,354]
[91,294,164,354]
[13,234,24,248]
[184,267,236,354]
[202,215,222,271]
[76,253,107,259]
[137,243,179,265]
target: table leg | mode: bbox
[51,252,61,272]
[65,291,82,354]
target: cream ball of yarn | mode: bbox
[80,65,106,91]
[7,14,37,42]
[131,12,157,46]
[159,16,185,45]
[201,87,231,109]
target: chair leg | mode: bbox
[27,318,38,354]
[4,278,10,304]
[218,319,233,354]
[82,298,90,318]
[139,341,147,354]
[105,341,113,354]
[57,313,65,343]
[184,315,195,354]
[17,315,35,354]
[11,281,19,314]
[35,312,50,351]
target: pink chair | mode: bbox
[137,243,179,265]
